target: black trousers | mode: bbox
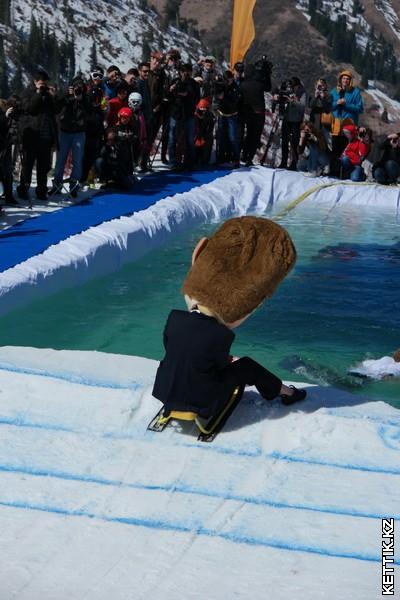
[281,120,301,167]
[81,136,102,183]
[242,112,265,163]
[330,134,348,176]
[19,139,53,196]
[215,356,282,414]
[0,147,14,201]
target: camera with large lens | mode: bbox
[7,98,22,121]
[39,85,49,95]
[253,54,273,82]
[214,74,226,94]
[74,86,83,97]
[272,80,294,114]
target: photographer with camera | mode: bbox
[193,55,219,101]
[340,124,371,182]
[16,68,58,203]
[215,70,243,167]
[297,121,329,177]
[309,78,332,132]
[240,56,272,167]
[372,132,400,185]
[276,76,307,170]
[50,75,91,198]
[330,70,363,176]
[167,62,199,171]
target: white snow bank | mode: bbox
[350,356,400,380]
[0,346,398,599]
[0,167,399,317]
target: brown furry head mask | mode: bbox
[182,216,297,324]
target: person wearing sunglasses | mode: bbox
[373,132,400,185]
[134,62,152,172]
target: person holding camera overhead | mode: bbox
[17,68,58,203]
[372,132,400,185]
[50,75,91,198]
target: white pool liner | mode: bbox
[0,167,399,316]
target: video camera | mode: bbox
[253,54,273,82]
[272,80,295,114]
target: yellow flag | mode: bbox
[230,0,257,67]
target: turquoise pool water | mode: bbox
[0,203,399,407]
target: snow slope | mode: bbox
[0,346,398,599]
[6,0,203,75]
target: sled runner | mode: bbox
[147,385,244,442]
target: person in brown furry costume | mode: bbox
[152,216,307,419]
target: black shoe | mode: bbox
[48,184,62,196]
[5,196,19,206]
[36,193,48,201]
[278,162,287,169]
[16,185,29,200]
[281,385,307,406]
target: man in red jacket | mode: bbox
[340,124,371,181]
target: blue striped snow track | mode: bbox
[1,417,400,476]
[0,363,141,390]
[0,499,390,565]
[0,463,397,522]
[0,167,230,273]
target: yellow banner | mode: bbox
[230,0,257,67]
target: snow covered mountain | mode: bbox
[1,0,203,78]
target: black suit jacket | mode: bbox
[152,309,235,417]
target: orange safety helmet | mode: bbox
[197,98,211,110]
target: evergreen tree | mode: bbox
[164,0,181,26]
[10,64,23,94]
[26,16,42,73]
[0,36,9,98]
[67,35,76,79]
[63,0,74,23]
[89,40,98,69]
[0,0,10,25]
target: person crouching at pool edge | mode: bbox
[152,216,307,420]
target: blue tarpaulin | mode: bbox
[0,168,230,273]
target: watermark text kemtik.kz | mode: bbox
[382,518,394,595]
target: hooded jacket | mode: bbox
[342,124,370,165]
[330,70,363,126]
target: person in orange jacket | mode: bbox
[340,124,371,181]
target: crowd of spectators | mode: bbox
[0,49,399,212]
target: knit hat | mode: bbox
[182,216,296,324]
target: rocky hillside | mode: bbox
[151,0,400,131]
[0,0,203,91]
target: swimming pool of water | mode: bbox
[0,202,399,407]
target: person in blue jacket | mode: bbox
[330,70,364,175]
